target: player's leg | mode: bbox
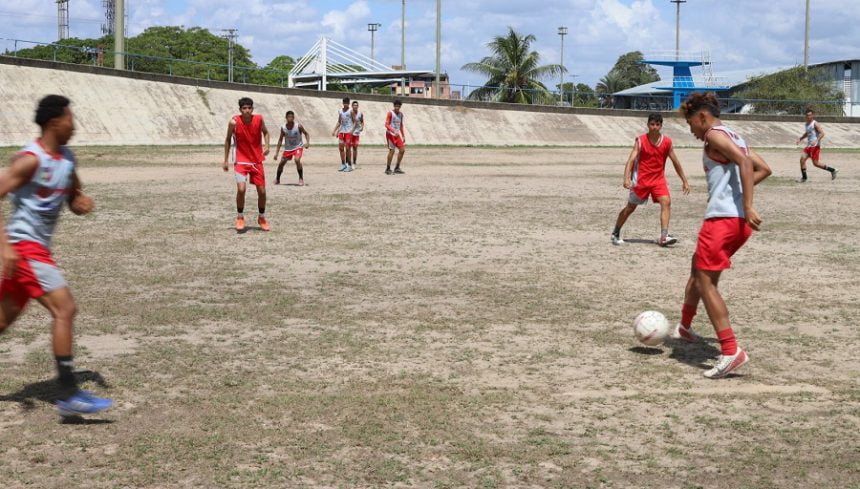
[694,267,748,378]
[394,146,406,174]
[386,147,395,174]
[612,202,637,244]
[338,140,348,171]
[673,255,703,342]
[235,179,247,231]
[657,195,677,246]
[351,143,359,169]
[252,165,269,231]
[295,153,305,186]
[811,151,838,179]
[276,157,289,185]
[0,296,24,336]
[799,153,809,182]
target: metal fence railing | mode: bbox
[3,38,856,117]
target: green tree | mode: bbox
[8,37,112,65]
[596,70,628,107]
[462,27,565,104]
[556,82,598,107]
[735,66,844,115]
[607,51,660,88]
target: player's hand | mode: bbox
[331,131,336,137]
[682,181,690,195]
[2,244,19,278]
[305,143,310,149]
[69,194,94,215]
[745,207,762,231]
[222,161,229,172]
[623,179,632,189]
[263,147,270,157]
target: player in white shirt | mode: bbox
[274,111,310,186]
[796,109,837,182]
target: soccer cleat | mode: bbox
[832,168,839,180]
[393,168,405,174]
[275,179,280,185]
[704,348,749,379]
[258,216,270,232]
[56,390,113,417]
[236,216,246,232]
[344,165,353,173]
[339,164,348,172]
[671,322,702,343]
[298,179,305,187]
[659,235,678,247]
[611,234,625,245]
[385,168,392,175]
[798,178,808,183]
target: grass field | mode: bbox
[0,144,857,489]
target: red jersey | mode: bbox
[632,133,672,186]
[233,114,264,164]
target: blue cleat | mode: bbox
[338,163,348,172]
[56,390,113,417]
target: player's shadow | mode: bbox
[0,369,114,423]
[628,346,664,355]
[621,238,657,245]
[666,338,722,371]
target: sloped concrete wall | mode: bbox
[2,58,859,149]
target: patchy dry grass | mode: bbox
[0,145,858,488]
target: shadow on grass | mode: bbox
[0,369,113,422]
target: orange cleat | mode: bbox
[236,216,246,232]
[258,216,270,232]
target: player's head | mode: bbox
[238,97,254,116]
[285,110,295,123]
[647,113,663,133]
[680,92,720,141]
[352,101,359,111]
[805,108,814,122]
[35,95,74,144]
[393,99,402,112]
[342,97,350,108]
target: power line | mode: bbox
[0,11,103,23]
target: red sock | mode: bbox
[716,328,738,356]
[680,304,697,328]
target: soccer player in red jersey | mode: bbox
[273,110,310,186]
[384,100,406,175]
[673,92,772,379]
[0,95,112,416]
[796,108,837,182]
[222,97,270,232]
[612,113,689,246]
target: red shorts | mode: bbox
[234,162,265,186]
[338,133,354,146]
[694,218,753,271]
[282,148,304,160]
[387,133,404,150]
[630,179,670,204]
[0,241,67,309]
[803,145,821,161]
[350,135,360,147]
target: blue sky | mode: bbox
[2,1,859,89]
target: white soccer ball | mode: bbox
[633,310,671,346]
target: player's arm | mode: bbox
[67,170,94,216]
[814,122,824,145]
[622,139,639,189]
[359,114,365,132]
[261,120,270,157]
[797,128,809,144]
[707,131,762,230]
[332,114,341,137]
[400,115,406,142]
[222,120,236,172]
[0,153,39,277]
[748,149,773,186]
[667,146,690,195]
[300,124,311,149]
[274,128,285,160]
[384,112,395,134]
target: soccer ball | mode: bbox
[633,311,671,346]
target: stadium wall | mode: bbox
[3,57,860,148]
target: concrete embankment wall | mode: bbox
[2,57,859,148]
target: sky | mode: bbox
[1,0,859,89]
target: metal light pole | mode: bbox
[671,0,686,59]
[114,0,124,69]
[221,29,238,83]
[435,0,441,98]
[368,23,381,61]
[558,26,568,105]
[804,0,810,68]
[401,0,406,69]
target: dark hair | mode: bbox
[679,91,720,118]
[805,108,814,115]
[238,97,253,108]
[342,97,350,104]
[286,110,294,117]
[647,113,663,124]
[352,101,359,105]
[393,99,403,106]
[35,95,71,128]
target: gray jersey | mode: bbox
[338,109,354,134]
[806,120,819,146]
[7,141,76,247]
[281,123,303,151]
[352,111,363,136]
[702,125,748,220]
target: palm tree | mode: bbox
[462,27,565,105]
[596,70,630,108]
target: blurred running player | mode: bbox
[274,111,310,186]
[796,108,837,182]
[385,100,406,175]
[222,97,270,232]
[0,95,112,416]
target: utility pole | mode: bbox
[558,26,568,105]
[114,0,124,69]
[221,29,238,83]
[804,0,810,68]
[57,0,69,40]
[368,23,381,61]
[435,0,441,98]
[401,0,406,69]
[670,0,686,60]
